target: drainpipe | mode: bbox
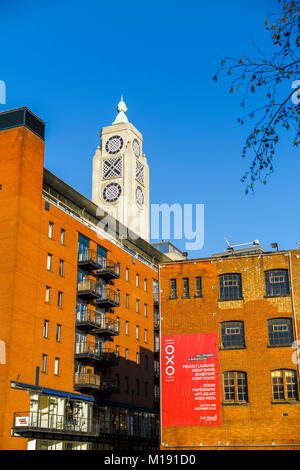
[288,252,300,380]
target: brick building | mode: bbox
[159,245,300,450]
[0,105,176,450]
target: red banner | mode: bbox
[161,333,221,427]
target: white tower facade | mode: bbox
[92,98,150,241]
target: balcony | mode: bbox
[74,342,119,366]
[154,365,160,383]
[77,280,99,302]
[78,249,103,272]
[96,260,120,280]
[74,374,120,395]
[12,410,159,444]
[76,310,119,337]
[95,287,120,308]
[153,291,159,305]
[12,411,99,441]
[154,316,159,331]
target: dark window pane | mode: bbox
[219,274,242,300]
[170,279,177,298]
[195,277,202,297]
[268,318,294,346]
[221,321,245,348]
[265,270,290,297]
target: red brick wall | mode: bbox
[160,252,300,450]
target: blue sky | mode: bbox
[1,0,299,258]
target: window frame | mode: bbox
[170,279,177,299]
[221,321,246,349]
[268,318,294,347]
[265,269,290,298]
[223,371,248,404]
[183,278,190,298]
[195,276,202,297]
[219,273,243,301]
[271,369,299,402]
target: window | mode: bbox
[136,274,140,288]
[60,229,65,246]
[117,262,120,276]
[125,321,129,335]
[268,318,294,347]
[117,317,120,333]
[116,345,119,358]
[265,270,290,297]
[145,329,148,344]
[145,381,148,397]
[136,299,140,313]
[219,274,242,301]
[126,294,129,308]
[170,279,177,299]
[45,286,51,303]
[125,348,129,361]
[136,326,139,340]
[46,254,52,271]
[144,355,149,370]
[221,321,245,349]
[116,373,120,390]
[195,277,202,297]
[56,324,61,342]
[272,370,298,401]
[58,291,63,307]
[45,201,50,211]
[59,260,64,277]
[48,222,54,239]
[144,279,148,292]
[43,320,49,338]
[144,304,148,317]
[126,268,129,281]
[136,352,140,365]
[136,379,140,395]
[223,371,248,403]
[54,358,60,376]
[183,278,189,298]
[42,354,47,373]
[125,376,129,393]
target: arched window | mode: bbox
[223,371,248,403]
[221,321,245,349]
[265,269,290,297]
[268,318,294,346]
[219,274,242,301]
[271,370,298,401]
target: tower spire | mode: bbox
[112,96,128,125]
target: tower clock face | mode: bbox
[132,138,141,158]
[136,186,144,208]
[103,183,122,202]
[105,135,123,154]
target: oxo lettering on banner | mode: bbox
[161,333,221,427]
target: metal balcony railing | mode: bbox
[12,411,98,437]
[77,279,99,301]
[74,342,119,366]
[95,287,120,308]
[78,249,104,271]
[74,372,101,388]
[76,310,119,336]
[96,260,120,280]
[154,316,159,330]
[153,292,159,304]
[74,374,120,394]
